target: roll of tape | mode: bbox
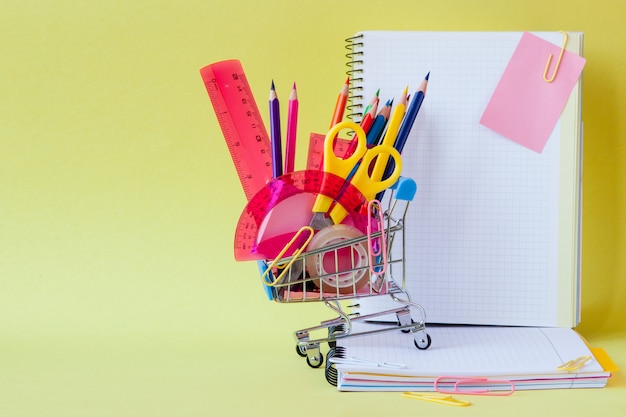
[305,224,370,294]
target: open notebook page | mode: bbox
[349,31,582,327]
[333,325,608,391]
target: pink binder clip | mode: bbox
[434,376,515,396]
[366,199,387,278]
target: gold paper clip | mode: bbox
[543,30,568,83]
[261,226,314,286]
[434,376,515,396]
[402,392,471,407]
[557,355,592,371]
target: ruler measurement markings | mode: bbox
[201,60,272,201]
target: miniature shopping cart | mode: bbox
[258,177,431,371]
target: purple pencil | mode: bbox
[269,80,282,178]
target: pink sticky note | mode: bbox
[480,32,586,153]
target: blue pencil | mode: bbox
[394,72,429,155]
[366,99,392,146]
[376,73,429,199]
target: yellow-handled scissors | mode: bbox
[310,120,402,227]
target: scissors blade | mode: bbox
[309,211,333,230]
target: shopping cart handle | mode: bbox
[390,177,417,201]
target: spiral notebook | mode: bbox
[346,31,585,328]
[330,324,612,391]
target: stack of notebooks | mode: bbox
[330,31,616,391]
[330,324,613,391]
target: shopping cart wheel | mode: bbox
[306,352,324,368]
[295,344,307,357]
[414,333,432,350]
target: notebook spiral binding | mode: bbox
[345,33,364,122]
[325,346,347,386]
[325,324,347,386]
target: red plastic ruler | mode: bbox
[306,132,353,171]
[200,60,272,201]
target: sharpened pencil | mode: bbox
[376,72,429,200]
[394,72,429,155]
[367,99,392,146]
[284,82,298,174]
[371,86,408,182]
[330,76,350,128]
[269,80,282,178]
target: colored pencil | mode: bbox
[395,72,429,154]
[366,99,392,146]
[377,72,429,199]
[269,80,282,178]
[371,86,408,181]
[330,76,350,128]
[284,82,298,174]
[361,96,379,134]
[345,97,379,157]
[362,89,380,120]
[379,85,408,148]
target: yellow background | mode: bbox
[1,0,625,415]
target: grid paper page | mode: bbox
[351,32,573,326]
[335,325,604,377]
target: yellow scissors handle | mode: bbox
[329,144,402,224]
[311,121,368,214]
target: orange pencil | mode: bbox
[330,76,350,128]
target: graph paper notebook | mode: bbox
[346,31,584,327]
[330,324,612,391]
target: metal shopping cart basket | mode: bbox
[258,176,431,373]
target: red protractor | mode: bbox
[234,169,370,261]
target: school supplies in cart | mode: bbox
[200,59,432,368]
[260,176,431,368]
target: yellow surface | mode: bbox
[1,0,625,415]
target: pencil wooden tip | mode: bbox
[289,82,298,100]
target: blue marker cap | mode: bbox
[392,177,418,201]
